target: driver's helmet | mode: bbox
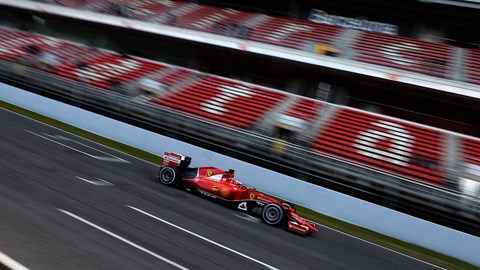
[234,179,244,187]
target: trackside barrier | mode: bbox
[1,82,479,266]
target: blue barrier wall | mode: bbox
[1,82,478,266]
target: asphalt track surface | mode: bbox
[0,107,444,270]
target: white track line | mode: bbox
[25,129,104,160]
[25,129,128,163]
[43,133,129,163]
[58,209,189,270]
[0,251,30,270]
[0,107,144,164]
[96,178,113,185]
[127,205,279,270]
[310,221,446,270]
[75,176,113,186]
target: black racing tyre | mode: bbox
[158,167,177,185]
[283,201,296,213]
[262,203,284,225]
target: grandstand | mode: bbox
[0,0,479,235]
[18,0,480,86]
[2,0,480,136]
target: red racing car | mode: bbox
[156,152,318,235]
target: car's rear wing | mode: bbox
[162,152,191,168]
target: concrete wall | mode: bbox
[1,82,479,266]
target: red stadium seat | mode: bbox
[465,49,480,85]
[461,138,480,167]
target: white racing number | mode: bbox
[353,120,414,167]
[201,84,253,115]
[266,23,313,42]
[380,42,421,66]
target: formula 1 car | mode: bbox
[156,152,318,235]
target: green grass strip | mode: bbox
[1,100,478,270]
[296,207,477,270]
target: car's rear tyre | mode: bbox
[262,203,284,225]
[159,167,177,185]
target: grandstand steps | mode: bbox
[250,95,299,135]
[331,28,362,60]
[143,66,203,95]
[142,66,177,84]
[167,71,204,93]
[444,47,462,81]
[300,104,339,142]
[444,133,463,189]
[116,66,170,98]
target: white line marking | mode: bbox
[26,129,98,158]
[75,176,113,186]
[45,133,130,163]
[24,129,129,163]
[1,107,157,166]
[127,205,279,270]
[234,213,260,223]
[0,251,31,270]
[75,176,98,185]
[96,178,113,185]
[42,133,67,140]
[58,209,189,270]
[310,221,447,269]
[94,156,129,162]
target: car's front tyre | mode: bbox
[262,203,284,225]
[283,201,296,213]
[158,167,177,185]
